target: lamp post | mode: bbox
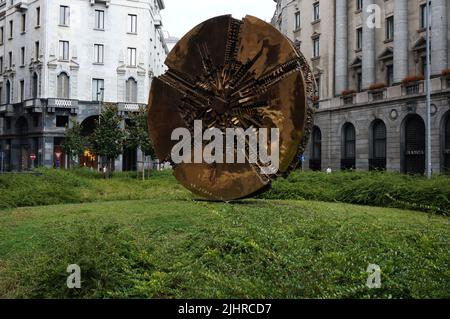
[425,0,432,179]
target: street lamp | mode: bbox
[425,0,432,179]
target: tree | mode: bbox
[125,105,155,180]
[61,119,87,168]
[90,103,125,178]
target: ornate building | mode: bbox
[0,0,168,171]
[272,0,450,174]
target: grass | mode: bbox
[0,177,449,298]
[0,169,448,298]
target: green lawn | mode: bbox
[0,194,448,298]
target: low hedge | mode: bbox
[259,171,450,215]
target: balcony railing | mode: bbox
[118,102,145,113]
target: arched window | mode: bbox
[6,80,11,104]
[443,113,450,174]
[57,72,70,99]
[126,77,137,102]
[310,126,322,171]
[403,114,425,174]
[32,73,39,99]
[370,120,387,170]
[341,123,356,170]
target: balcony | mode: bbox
[90,0,110,7]
[47,99,78,113]
[0,104,14,116]
[14,0,29,10]
[23,99,43,113]
[118,102,144,114]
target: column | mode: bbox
[362,0,376,89]
[431,0,448,75]
[393,0,408,83]
[335,0,348,94]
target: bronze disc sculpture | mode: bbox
[148,15,315,201]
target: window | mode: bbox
[313,37,320,58]
[127,47,136,66]
[357,72,362,92]
[59,41,69,60]
[313,2,320,21]
[92,79,104,101]
[356,0,363,11]
[9,20,13,39]
[20,47,25,66]
[386,64,394,86]
[0,57,3,74]
[0,27,3,44]
[36,7,41,26]
[21,14,26,33]
[32,73,38,98]
[35,41,40,60]
[404,114,425,174]
[444,114,450,173]
[356,27,362,50]
[95,10,105,29]
[19,80,24,102]
[94,44,104,64]
[342,123,356,170]
[126,77,138,102]
[294,11,301,30]
[57,72,70,98]
[420,3,428,29]
[386,16,394,41]
[59,5,70,26]
[310,126,322,171]
[6,80,11,104]
[8,51,12,68]
[128,14,137,33]
[56,116,69,128]
[370,120,387,170]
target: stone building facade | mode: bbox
[0,0,168,171]
[272,0,450,174]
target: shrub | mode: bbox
[402,75,425,85]
[259,171,450,215]
[368,82,386,90]
[341,89,357,96]
[441,68,450,76]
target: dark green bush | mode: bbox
[259,171,450,215]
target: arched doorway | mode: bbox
[309,126,322,171]
[15,117,29,171]
[369,119,387,170]
[403,114,425,174]
[341,123,356,170]
[80,116,98,168]
[443,112,450,174]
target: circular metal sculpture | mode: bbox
[148,15,315,201]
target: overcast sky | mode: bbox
[161,0,277,39]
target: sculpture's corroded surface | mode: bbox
[148,15,316,201]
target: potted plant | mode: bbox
[401,75,424,86]
[341,89,357,96]
[368,82,387,91]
